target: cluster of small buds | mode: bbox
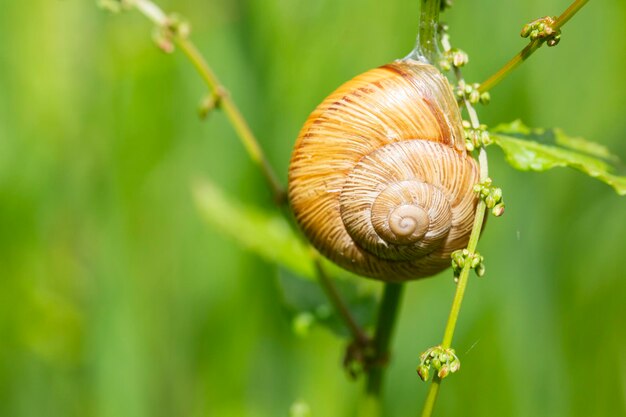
[451,249,485,280]
[462,121,491,151]
[153,13,191,53]
[474,178,505,217]
[521,16,561,47]
[439,48,469,71]
[455,80,490,105]
[417,346,461,381]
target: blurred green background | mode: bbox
[0,0,625,416]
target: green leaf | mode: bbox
[192,179,315,278]
[277,268,377,338]
[491,120,626,196]
[193,178,378,338]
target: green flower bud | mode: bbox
[492,203,505,217]
[469,254,481,269]
[492,188,503,201]
[547,34,561,47]
[475,262,486,277]
[452,50,469,67]
[437,364,450,379]
[469,89,480,104]
[417,365,430,382]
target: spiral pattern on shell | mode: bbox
[288,59,480,282]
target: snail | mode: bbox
[288,58,480,282]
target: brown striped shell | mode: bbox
[288,59,479,282]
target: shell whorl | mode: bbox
[288,59,479,282]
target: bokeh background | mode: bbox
[1,0,625,416]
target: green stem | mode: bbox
[366,283,405,395]
[477,39,540,94]
[420,375,442,417]
[313,256,370,346]
[130,0,286,204]
[174,25,370,343]
[406,0,441,63]
[420,194,487,417]
[420,60,489,417]
[360,283,405,417]
[122,0,372,345]
[442,201,487,348]
[175,39,286,204]
[359,2,442,415]
[478,0,590,94]
[553,0,590,29]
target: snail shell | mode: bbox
[288,59,479,282]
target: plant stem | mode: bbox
[358,2,444,414]
[359,283,405,417]
[553,0,591,29]
[441,193,487,351]
[419,59,489,417]
[173,20,366,341]
[313,256,370,346]
[122,0,371,344]
[420,375,442,417]
[478,0,590,94]
[130,0,286,204]
[366,283,405,395]
[418,0,441,63]
[420,188,487,417]
[175,39,286,204]
[406,0,441,63]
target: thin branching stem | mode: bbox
[121,0,371,345]
[478,0,590,94]
[131,0,286,204]
[419,164,487,417]
[314,256,370,345]
[554,0,590,28]
[420,62,489,417]
[175,39,286,204]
